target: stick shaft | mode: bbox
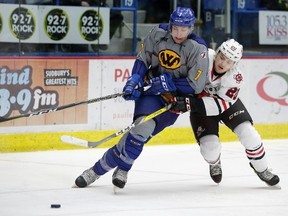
[0,93,124,123]
[87,103,173,147]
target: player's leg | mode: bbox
[75,95,179,188]
[111,95,163,188]
[74,96,159,188]
[111,95,179,189]
[112,108,180,189]
[190,112,222,183]
[112,117,156,189]
[222,99,280,186]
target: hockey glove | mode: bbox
[123,74,143,100]
[170,96,192,114]
[144,73,176,95]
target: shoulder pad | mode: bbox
[208,48,216,57]
[158,23,169,31]
[189,33,207,48]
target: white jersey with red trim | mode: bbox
[199,49,244,116]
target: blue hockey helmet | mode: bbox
[170,7,195,27]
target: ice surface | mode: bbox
[0,139,287,216]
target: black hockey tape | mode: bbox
[51,204,61,208]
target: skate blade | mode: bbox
[72,184,79,188]
[113,186,123,194]
[268,183,281,189]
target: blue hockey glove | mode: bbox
[123,74,143,100]
[144,73,176,95]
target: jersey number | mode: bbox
[226,87,239,100]
[194,69,202,81]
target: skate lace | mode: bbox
[82,168,98,184]
[210,163,222,176]
[258,168,274,181]
[114,168,128,182]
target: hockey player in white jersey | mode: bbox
[171,39,280,186]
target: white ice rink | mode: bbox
[1,139,287,216]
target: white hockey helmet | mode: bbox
[216,39,243,62]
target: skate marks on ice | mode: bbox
[0,140,287,216]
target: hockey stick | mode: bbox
[0,85,152,123]
[61,103,173,148]
[0,93,125,123]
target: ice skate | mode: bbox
[249,163,280,188]
[210,161,222,184]
[112,167,128,193]
[74,167,99,188]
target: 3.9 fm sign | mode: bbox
[0,66,59,118]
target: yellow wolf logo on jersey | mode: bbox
[158,50,181,69]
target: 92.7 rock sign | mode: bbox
[9,7,35,40]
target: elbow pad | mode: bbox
[131,59,147,78]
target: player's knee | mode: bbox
[124,132,145,160]
[130,117,156,141]
[113,133,146,171]
[199,135,221,164]
[234,121,261,149]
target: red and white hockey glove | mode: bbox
[169,96,192,114]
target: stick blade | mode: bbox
[60,135,89,147]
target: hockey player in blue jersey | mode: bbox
[75,7,209,189]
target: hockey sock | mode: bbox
[93,146,121,175]
[93,133,147,175]
[246,143,267,172]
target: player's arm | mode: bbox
[170,95,233,116]
[199,96,235,115]
[123,26,164,100]
[138,26,160,67]
[122,59,147,100]
[173,45,209,95]
[170,86,239,116]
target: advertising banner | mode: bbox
[238,58,288,124]
[0,4,110,44]
[259,10,288,45]
[0,58,89,127]
[0,57,287,133]
[89,59,135,130]
[93,58,288,129]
